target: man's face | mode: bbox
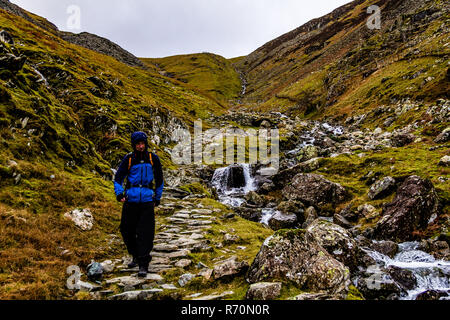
[135,141,146,152]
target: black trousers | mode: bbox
[119,202,155,267]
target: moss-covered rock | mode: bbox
[246,229,350,296]
[373,175,441,241]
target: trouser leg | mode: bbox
[119,203,138,259]
[136,203,155,268]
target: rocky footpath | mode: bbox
[66,196,276,300]
[67,197,233,300]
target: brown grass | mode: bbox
[0,200,125,300]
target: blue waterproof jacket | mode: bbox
[114,151,164,203]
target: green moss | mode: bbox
[143,53,242,104]
[179,182,211,197]
[346,285,365,300]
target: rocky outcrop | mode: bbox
[0,1,145,69]
[306,219,363,271]
[282,174,348,213]
[273,160,322,189]
[60,32,146,69]
[373,176,441,241]
[246,230,350,296]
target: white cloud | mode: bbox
[10,0,351,58]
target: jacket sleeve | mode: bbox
[114,154,131,196]
[152,153,164,201]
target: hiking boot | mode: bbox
[127,257,138,269]
[138,265,148,278]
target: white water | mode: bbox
[260,208,278,225]
[363,241,450,300]
[286,122,344,156]
[211,164,256,207]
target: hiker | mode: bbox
[114,131,164,277]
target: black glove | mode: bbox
[116,194,125,202]
[154,200,161,207]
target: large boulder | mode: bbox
[373,176,441,241]
[386,266,417,291]
[306,219,362,271]
[268,211,298,230]
[296,145,319,162]
[246,230,350,296]
[282,174,348,212]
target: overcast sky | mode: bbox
[11,0,351,59]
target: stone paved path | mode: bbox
[86,197,231,300]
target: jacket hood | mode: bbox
[131,131,149,151]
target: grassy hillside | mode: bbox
[0,7,228,299]
[236,0,449,124]
[143,53,243,105]
[0,0,448,300]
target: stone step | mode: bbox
[188,220,213,226]
[108,289,163,300]
[152,249,191,259]
[191,291,234,301]
[153,244,180,252]
[172,213,190,219]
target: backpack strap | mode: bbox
[128,152,153,171]
[128,152,133,171]
[149,152,154,166]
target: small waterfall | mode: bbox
[363,241,450,300]
[211,164,256,207]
